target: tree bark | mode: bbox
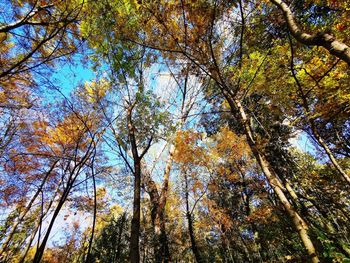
[291,60,350,184]
[130,160,141,263]
[143,164,171,263]
[144,115,186,262]
[184,173,203,263]
[232,98,320,263]
[271,0,350,66]
[155,145,175,262]
[143,143,179,262]
[310,123,350,184]
[128,105,141,263]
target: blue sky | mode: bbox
[51,58,95,97]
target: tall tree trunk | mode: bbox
[154,145,175,263]
[33,191,68,263]
[124,97,154,263]
[184,173,203,263]
[153,208,170,263]
[127,104,142,263]
[143,144,176,263]
[32,144,93,263]
[144,119,187,262]
[293,65,350,184]
[144,169,171,263]
[141,68,191,262]
[130,160,141,263]
[231,98,320,263]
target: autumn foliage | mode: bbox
[0,0,350,263]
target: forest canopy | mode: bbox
[0,0,350,262]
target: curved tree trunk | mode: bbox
[154,144,175,263]
[143,133,183,262]
[271,0,350,66]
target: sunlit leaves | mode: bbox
[82,78,110,103]
[174,130,206,165]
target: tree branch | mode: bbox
[271,0,350,65]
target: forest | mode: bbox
[0,0,349,262]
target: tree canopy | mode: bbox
[0,0,350,262]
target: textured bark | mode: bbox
[154,144,175,262]
[232,98,320,263]
[130,161,141,263]
[153,209,170,263]
[271,0,350,66]
[143,162,171,263]
[143,139,180,262]
[128,105,141,263]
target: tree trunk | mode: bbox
[232,98,320,263]
[127,104,142,263]
[310,123,350,184]
[130,160,141,263]
[294,78,350,184]
[33,192,67,263]
[154,145,175,263]
[184,173,203,263]
[153,207,170,263]
[18,177,63,263]
[143,143,175,263]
